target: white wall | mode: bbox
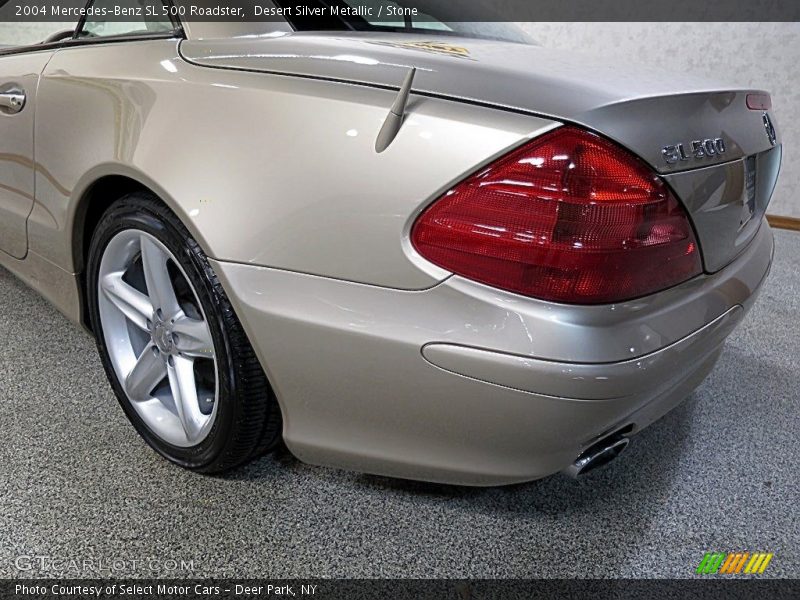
[0,24,73,46]
[1,22,798,216]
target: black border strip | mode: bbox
[3,579,800,600]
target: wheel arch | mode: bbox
[70,166,208,330]
[83,191,285,467]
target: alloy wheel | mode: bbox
[97,229,218,447]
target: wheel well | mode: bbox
[73,175,154,329]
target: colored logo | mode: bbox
[696,552,774,575]
[370,40,473,59]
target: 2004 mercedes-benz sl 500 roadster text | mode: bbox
[0,1,781,485]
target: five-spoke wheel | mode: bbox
[87,193,282,472]
[98,230,217,447]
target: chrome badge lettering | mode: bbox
[662,137,726,165]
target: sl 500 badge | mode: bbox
[662,138,726,164]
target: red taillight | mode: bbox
[746,93,772,110]
[411,127,702,304]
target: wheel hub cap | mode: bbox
[151,318,175,355]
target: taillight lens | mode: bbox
[411,126,702,304]
[746,93,772,110]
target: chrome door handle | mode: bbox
[0,89,26,114]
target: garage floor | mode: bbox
[1,230,798,579]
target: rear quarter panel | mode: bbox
[31,38,554,290]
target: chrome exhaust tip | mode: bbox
[564,435,630,478]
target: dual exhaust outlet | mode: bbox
[563,432,631,478]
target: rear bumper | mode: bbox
[211,221,774,485]
[421,305,742,401]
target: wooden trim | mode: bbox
[766,215,800,232]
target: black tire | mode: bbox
[86,192,282,473]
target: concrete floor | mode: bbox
[0,230,798,579]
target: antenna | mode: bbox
[375,67,416,153]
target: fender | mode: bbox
[30,38,551,293]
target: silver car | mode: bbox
[0,2,780,485]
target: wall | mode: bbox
[1,22,797,216]
[0,24,74,46]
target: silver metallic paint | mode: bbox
[28,39,551,292]
[665,145,782,272]
[0,50,54,259]
[181,31,781,272]
[0,25,779,484]
[211,222,771,484]
[421,306,742,401]
[180,32,779,173]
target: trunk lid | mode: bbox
[180,32,781,272]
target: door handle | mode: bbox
[0,89,26,114]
